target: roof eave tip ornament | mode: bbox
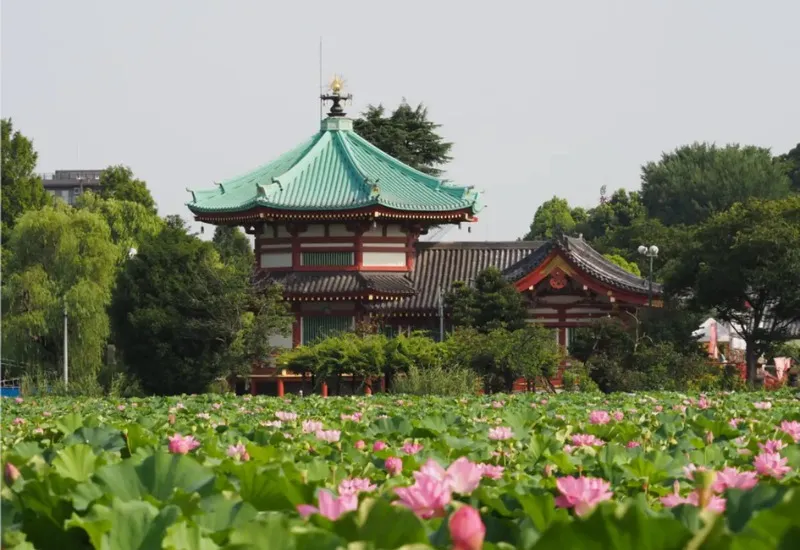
[321,74,353,118]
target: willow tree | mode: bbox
[2,206,118,379]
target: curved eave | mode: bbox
[188,203,480,224]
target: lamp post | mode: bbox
[637,244,659,307]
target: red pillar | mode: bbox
[277,378,285,397]
[321,382,328,397]
[250,378,257,395]
[364,379,372,395]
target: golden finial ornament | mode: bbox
[330,74,345,94]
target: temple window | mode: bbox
[302,315,354,345]
[301,251,354,266]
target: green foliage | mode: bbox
[666,196,800,385]
[75,192,163,265]
[602,253,641,276]
[212,225,253,270]
[353,102,452,176]
[523,196,576,240]
[98,165,157,213]
[1,119,50,239]
[641,142,791,227]
[110,219,291,394]
[391,363,479,396]
[775,142,800,193]
[2,206,118,379]
[445,266,527,333]
[569,314,715,393]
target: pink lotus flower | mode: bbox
[33,427,44,435]
[339,477,377,496]
[297,489,358,521]
[589,410,610,425]
[168,433,200,454]
[213,403,222,410]
[449,505,485,550]
[354,440,366,450]
[780,420,800,443]
[626,441,641,448]
[488,426,513,441]
[402,442,424,454]
[315,429,341,443]
[612,411,624,422]
[673,405,687,413]
[302,420,323,433]
[753,401,772,410]
[196,412,210,420]
[654,405,663,412]
[683,464,709,480]
[12,418,25,426]
[261,420,282,428]
[661,487,726,513]
[4,462,21,484]
[563,444,575,454]
[571,433,605,447]
[385,456,403,475]
[754,452,791,479]
[697,397,710,409]
[14,397,23,404]
[713,467,758,492]
[554,476,613,516]
[418,457,483,495]
[758,440,786,454]
[729,418,744,429]
[42,411,51,417]
[395,471,452,519]
[275,411,297,421]
[341,412,363,422]
[226,443,250,462]
[491,401,504,409]
[373,440,387,452]
[477,463,505,480]
[117,405,126,411]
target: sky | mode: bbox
[2,0,798,243]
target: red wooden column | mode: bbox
[277,378,285,397]
[364,379,372,395]
[321,382,328,397]
[250,378,258,395]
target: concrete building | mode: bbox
[41,169,103,205]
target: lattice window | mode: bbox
[300,251,354,266]
[302,316,354,345]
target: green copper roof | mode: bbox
[187,117,482,216]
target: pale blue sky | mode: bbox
[3,0,798,242]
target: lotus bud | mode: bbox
[705,431,714,445]
[694,470,717,509]
[4,462,20,485]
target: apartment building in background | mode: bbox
[41,169,103,205]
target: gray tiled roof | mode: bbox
[266,271,415,296]
[368,241,544,312]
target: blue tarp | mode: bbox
[1,387,21,398]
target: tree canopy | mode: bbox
[1,119,50,243]
[640,143,791,227]
[354,102,452,176]
[2,206,118,380]
[523,196,577,240]
[212,225,253,270]
[775,142,800,193]
[98,165,157,213]
[445,267,527,333]
[110,218,291,394]
[665,196,800,385]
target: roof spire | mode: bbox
[321,74,352,117]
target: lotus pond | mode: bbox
[2,391,800,549]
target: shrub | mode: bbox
[392,364,480,396]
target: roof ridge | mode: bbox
[333,131,378,198]
[346,130,444,186]
[415,240,546,249]
[271,131,331,191]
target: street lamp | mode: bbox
[638,244,659,307]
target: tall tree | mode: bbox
[775,142,800,193]
[641,143,791,227]
[445,267,527,333]
[354,102,452,176]
[1,119,50,241]
[578,189,647,242]
[111,218,291,394]
[666,196,800,385]
[2,206,118,379]
[75,193,163,265]
[98,165,157,213]
[212,225,253,269]
[523,196,576,240]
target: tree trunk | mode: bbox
[746,343,758,388]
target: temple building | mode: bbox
[187,79,662,394]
